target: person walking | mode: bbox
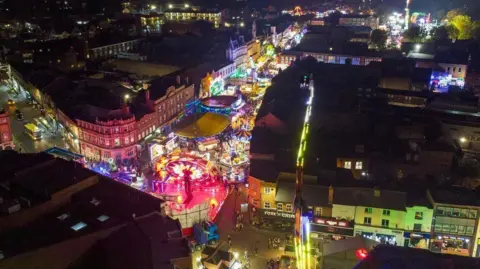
[227,235,232,247]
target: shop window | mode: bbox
[264,187,274,194]
[344,161,352,169]
[415,212,423,220]
[365,208,372,214]
[286,204,292,212]
[381,219,389,227]
[466,226,474,235]
[382,210,390,216]
[277,203,283,211]
[355,161,363,170]
[468,209,477,219]
[413,223,422,231]
[264,202,271,209]
[314,207,323,217]
[436,207,445,215]
[364,217,371,225]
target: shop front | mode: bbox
[257,208,294,232]
[430,234,472,256]
[354,225,403,246]
[310,217,354,241]
[403,232,430,249]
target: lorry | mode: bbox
[191,221,219,251]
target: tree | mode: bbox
[449,14,475,40]
[404,25,423,42]
[370,29,388,49]
[445,9,463,22]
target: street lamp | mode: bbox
[415,44,422,52]
[124,94,130,100]
[168,3,173,8]
[150,5,156,10]
[460,137,467,143]
[185,3,189,8]
[233,252,239,259]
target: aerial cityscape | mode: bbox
[0,0,480,268]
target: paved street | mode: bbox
[0,84,66,153]
[213,187,286,269]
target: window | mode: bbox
[97,215,109,222]
[468,209,477,219]
[466,226,475,235]
[452,208,460,217]
[458,225,465,234]
[459,67,462,73]
[436,207,445,215]
[434,223,442,231]
[442,224,450,232]
[413,223,422,231]
[381,219,389,227]
[277,203,283,211]
[415,212,423,220]
[364,217,372,225]
[355,161,363,170]
[264,187,274,194]
[450,224,458,233]
[57,213,69,220]
[365,208,372,214]
[382,209,390,216]
[264,202,271,209]
[71,222,87,231]
[124,137,129,144]
[286,204,293,212]
[114,138,120,146]
[314,207,323,217]
[344,161,352,169]
[460,209,468,218]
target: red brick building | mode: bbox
[0,109,14,150]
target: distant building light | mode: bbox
[71,222,87,231]
[184,3,189,8]
[168,4,173,8]
[97,215,110,222]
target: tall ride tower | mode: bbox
[405,0,410,30]
[293,74,314,269]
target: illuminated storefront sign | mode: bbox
[314,218,349,227]
[261,209,295,219]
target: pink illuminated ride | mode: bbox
[152,153,227,235]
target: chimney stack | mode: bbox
[185,76,189,85]
[328,185,333,205]
[176,75,181,85]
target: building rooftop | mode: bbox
[44,78,134,122]
[173,112,230,138]
[112,59,180,77]
[354,244,480,269]
[0,176,165,260]
[429,187,480,207]
[333,187,407,211]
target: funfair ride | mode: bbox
[294,74,314,269]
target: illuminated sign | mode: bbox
[262,209,295,219]
[314,218,349,227]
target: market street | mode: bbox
[0,84,66,153]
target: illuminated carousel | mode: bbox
[152,153,227,234]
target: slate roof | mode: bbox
[333,187,407,211]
